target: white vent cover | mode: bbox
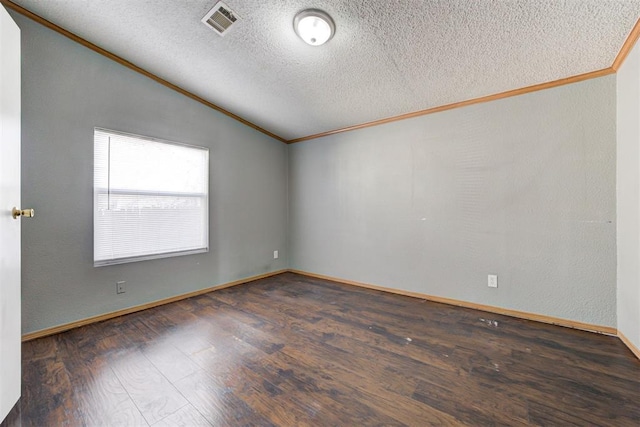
[202,1,239,36]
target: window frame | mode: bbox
[93,127,209,267]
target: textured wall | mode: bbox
[617,40,640,350]
[289,76,617,327]
[14,13,288,334]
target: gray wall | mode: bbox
[289,76,617,327]
[13,10,622,334]
[617,40,640,350]
[14,13,288,334]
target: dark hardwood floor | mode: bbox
[7,272,640,426]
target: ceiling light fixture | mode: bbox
[294,9,335,46]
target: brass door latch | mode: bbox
[12,207,34,219]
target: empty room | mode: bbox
[1,0,639,425]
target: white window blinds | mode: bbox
[94,128,209,266]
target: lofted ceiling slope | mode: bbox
[7,0,640,142]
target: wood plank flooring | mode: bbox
[5,272,640,426]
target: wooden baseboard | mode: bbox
[21,269,287,342]
[289,269,618,336]
[23,268,636,362]
[618,331,640,360]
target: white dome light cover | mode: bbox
[294,9,335,46]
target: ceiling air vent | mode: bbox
[202,1,239,36]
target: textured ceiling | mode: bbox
[10,0,640,141]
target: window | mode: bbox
[94,128,209,266]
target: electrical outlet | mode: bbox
[273,250,279,259]
[488,274,498,288]
[116,281,126,294]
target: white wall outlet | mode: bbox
[116,281,126,294]
[273,250,279,259]
[488,274,498,288]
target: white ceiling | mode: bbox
[11,0,640,141]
